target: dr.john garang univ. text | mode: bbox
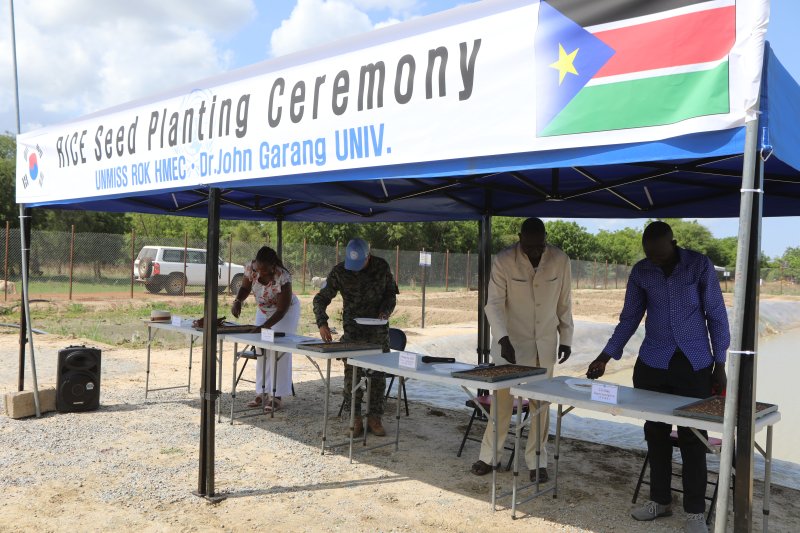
[57,39,482,168]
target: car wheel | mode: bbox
[165,273,186,295]
[138,258,153,279]
[144,279,164,294]
[229,274,244,296]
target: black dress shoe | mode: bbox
[530,467,549,482]
[470,460,501,476]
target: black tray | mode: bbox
[450,364,546,383]
[673,396,778,423]
[298,341,382,353]
[192,322,285,335]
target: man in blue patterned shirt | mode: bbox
[586,221,729,533]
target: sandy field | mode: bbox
[1,290,799,532]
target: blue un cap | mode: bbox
[344,238,369,271]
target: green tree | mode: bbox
[715,236,738,267]
[594,227,643,265]
[544,220,596,259]
[0,150,16,226]
[659,219,723,263]
[780,246,800,281]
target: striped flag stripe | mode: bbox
[541,62,730,136]
[593,5,735,78]
[587,58,727,86]
[544,0,712,28]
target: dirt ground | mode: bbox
[1,290,799,532]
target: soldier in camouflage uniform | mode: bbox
[313,238,399,437]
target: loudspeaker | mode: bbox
[56,346,101,412]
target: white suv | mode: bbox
[135,246,245,295]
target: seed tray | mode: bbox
[450,364,546,383]
[673,396,777,423]
[298,341,383,353]
[192,322,283,335]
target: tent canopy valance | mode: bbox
[17,0,800,223]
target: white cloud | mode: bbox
[349,0,420,14]
[270,0,374,58]
[0,0,255,133]
[268,0,427,58]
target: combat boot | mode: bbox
[367,415,386,436]
[350,416,364,438]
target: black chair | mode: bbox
[385,328,410,416]
[338,327,408,417]
[632,431,723,525]
[457,394,529,470]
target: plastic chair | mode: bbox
[457,395,529,470]
[384,328,410,416]
[631,430,723,525]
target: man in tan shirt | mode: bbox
[471,218,574,482]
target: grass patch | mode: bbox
[160,447,184,455]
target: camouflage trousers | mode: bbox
[342,363,386,416]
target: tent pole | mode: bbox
[18,205,40,416]
[476,193,492,365]
[715,116,763,532]
[476,220,484,364]
[481,213,492,362]
[17,207,30,391]
[195,188,223,501]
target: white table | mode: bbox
[510,376,781,530]
[221,332,384,452]
[348,352,548,509]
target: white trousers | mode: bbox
[254,296,300,397]
[478,344,555,469]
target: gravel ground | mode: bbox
[1,319,799,531]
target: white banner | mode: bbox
[16,0,765,204]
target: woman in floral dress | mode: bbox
[231,246,300,412]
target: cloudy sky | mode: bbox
[2,0,799,257]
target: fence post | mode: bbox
[465,250,471,290]
[576,258,580,289]
[421,248,427,328]
[335,241,339,264]
[604,260,608,289]
[615,264,618,289]
[445,249,450,291]
[302,238,307,294]
[593,259,597,289]
[395,245,400,285]
[129,229,135,298]
[3,221,8,301]
[228,234,233,291]
[68,225,75,300]
[183,232,188,297]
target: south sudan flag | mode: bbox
[537,0,736,137]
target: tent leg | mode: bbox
[477,212,492,365]
[17,206,30,391]
[480,212,492,363]
[195,188,225,502]
[715,116,763,532]
[18,205,40,416]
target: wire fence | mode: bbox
[1,226,798,302]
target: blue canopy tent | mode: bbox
[15,0,798,529]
